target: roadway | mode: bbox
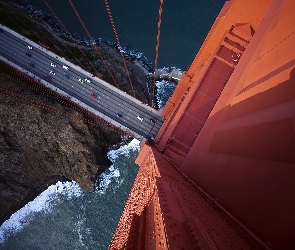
[0,25,164,140]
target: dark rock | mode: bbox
[0,75,131,225]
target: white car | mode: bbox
[49,71,55,75]
[27,45,33,50]
[85,78,90,83]
[78,78,84,83]
[50,63,56,67]
[63,65,69,70]
[137,115,144,122]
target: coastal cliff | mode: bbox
[0,1,155,226]
[0,0,181,227]
[0,71,133,225]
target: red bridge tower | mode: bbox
[110,0,295,249]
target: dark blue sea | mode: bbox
[0,0,225,249]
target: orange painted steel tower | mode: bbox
[109,0,295,249]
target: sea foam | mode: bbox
[97,138,140,194]
[156,80,176,108]
[0,139,140,243]
[0,181,83,243]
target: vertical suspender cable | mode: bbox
[152,0,164,108]
[24,0,85,69]
[67,0,119,89]
[42,0,101,77]
[0,2,129,136]
[103,0,136,98]
[0,62,129,135]
[13,1,83,70]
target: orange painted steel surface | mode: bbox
[110,0,295,249]
[109,145,167,249]
[110,145,259,249]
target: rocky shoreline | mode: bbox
[0,2,137,226]
[0,71,133,226]
[0,1,181,227]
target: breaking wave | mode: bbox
[0,181,83,243]
[0,138,140,244]
[156,80,177,108]
[97,138,140,194]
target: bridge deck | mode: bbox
[0,24,164,140]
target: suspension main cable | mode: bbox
[42,0,101,77]
[103,0,136,98]
[67,0,120,89]
[152,0,164,108]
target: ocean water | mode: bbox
[0,79,176,249]
[26,0,225,70]
[0,1,225,249]
[0,139,140,249]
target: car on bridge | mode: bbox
[137,115,144,122]
[1,24,165,141]
[148,136,155,143]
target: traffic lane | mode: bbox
[3,32,164,129]
[35,57,163,132]
[1,32,85,88]
[56,84,152,137]
[3,31,65,72]
[51,53,164,124]
[0,33,163,137]
[9,55,161,136]
[61,81,157,133]
[87,89,163,131]
[53,80,156,135]
[20,42,139,116]
[44,76,157,137]
[0,42,50,79]
[0,50,159,138]
[1,29,161,119]
[0,40,66,87]
[51,85,150,136]
[0,41,105,111]
[89,100,158,137]
[66,84,159,137]
[0,36,164,133]
[67,72,163,129]
[0,35,54,77]
[1,36,89,95]
[113,101,162,127]
[60,74,164,132]
[87,80,164,126]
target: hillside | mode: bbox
[0,1,152,225]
